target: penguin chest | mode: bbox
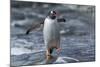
[43,19,60,42]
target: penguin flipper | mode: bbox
[57,18,66,22]
[26,29,31,35]
[26,22,44,35]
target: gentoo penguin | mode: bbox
[25,10,66,60]
[43,10,61,58]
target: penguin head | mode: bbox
[48,10,57,19]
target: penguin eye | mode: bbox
[53,11,56,15]
[51,11,56,15]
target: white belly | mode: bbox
[43,18,60,48]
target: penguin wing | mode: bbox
[26,22,44,35]
[57,18,66,22]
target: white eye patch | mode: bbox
[50,11,56,15]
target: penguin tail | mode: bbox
[50,48,54,54]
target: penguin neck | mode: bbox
[47,16,57,21]
[44,17,57,24]
[47,17,57,22]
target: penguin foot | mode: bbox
[56,48,61,53]
[46,55,53,62]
